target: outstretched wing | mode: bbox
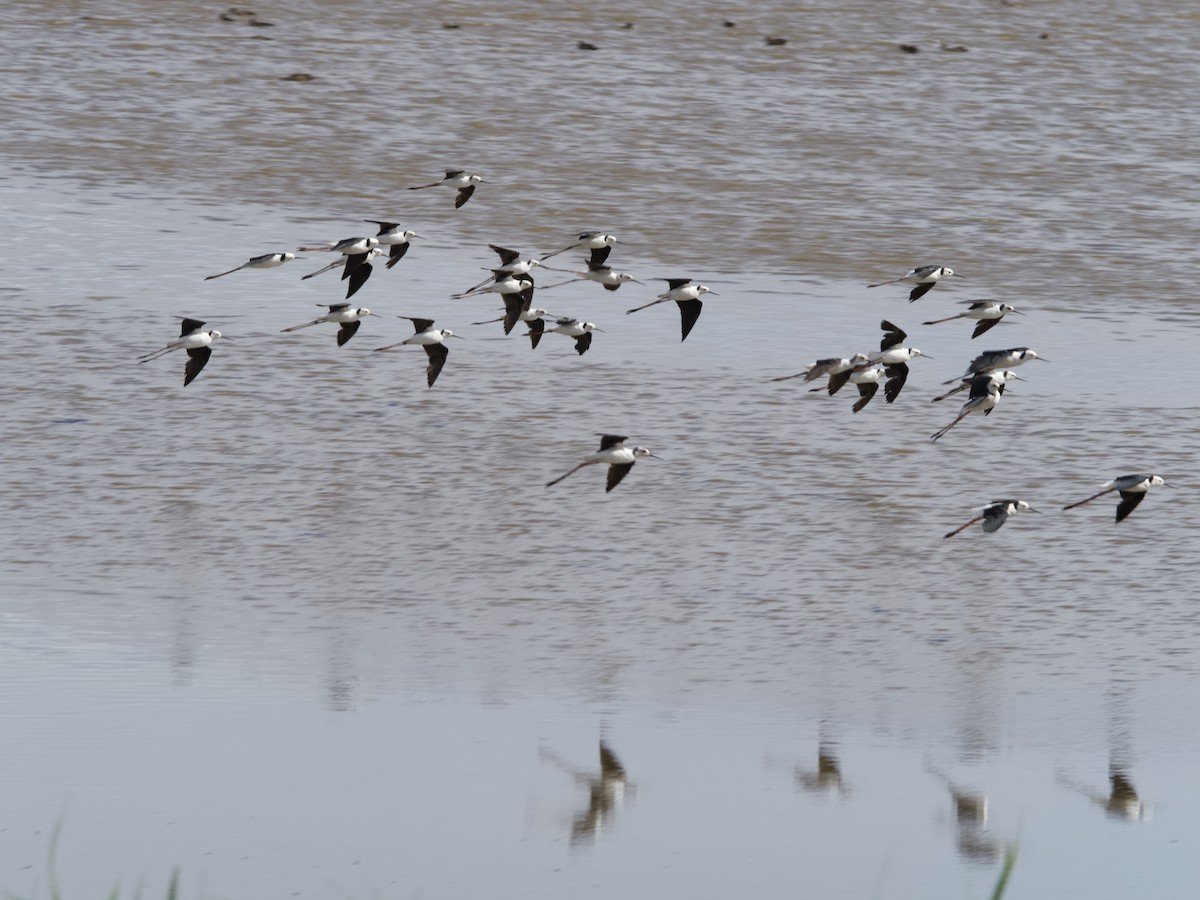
[606,462,635,492]
[454,185,476,208]
[424,342,449,387]
[183,346,212,386]
[678,299,703,341]
[908,281,936,302]
[972,317,1001,338]
[852,380,878,413]
[346,261,372,299]
[490,244,521,265]
[880,319,907,350]
[883,363,910,403]
[528,316,545,349]
[590,245,612,265]
[405,317,436,334]
[598,434,628,450]
[981,503,1011,533]
[574,332,593,355]
[1115,490,1146,523]
[180,318,206,336]
[336,320,361,347]
[386,242,411,268]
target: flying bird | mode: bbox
[1062,474,1169,522]
[541,260,643,291]
[545,434,662,492]
[204,252,296,280]
[137,318,228,386]
[541,232,621,265]
[943,500,1038,538]
[869,320,929,403]
[281,304,377,346]
[626,279,715,341]
[538,317,602,355]
[374,316,462,387]
[923,301,1022,338]
[930,374,1005,442]
[364,221,420,268]
[868,265,962,302]
[407,170,484,207]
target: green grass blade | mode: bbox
[989,846,1018,900]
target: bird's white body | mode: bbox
[848,365,884,385]
[167,329,221,352]
[816,354,870,378]
[404,328,456,346]
[1104,474,1166,493]
[954,348,1044,380]
[320,306,371,324]
[438,172,482,189]
[547,319,598,337]
[870,265,957,286]
[658,282,712,302]
[375,227,418,246]
[456,273,532,298]
[302,247,385,279]
[871,346,925,365]
[584,267,639,287]
[960,301,1016,320]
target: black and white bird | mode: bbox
[930,374,1005,442]
[847,364,887,412]
[773,353,871,385]
[924,301,1022,338]
[545,434,662,492]
[407,170,484,208]
[373,317,462,387]
[626,279,715,341]
[868,265,962,302]
[204,252,297,280]
[281,304,378,346]
[943,500,1038,538]
[541,233,621,265]
[301,247,386,283]
[538,317,601,355]
[137,318,228,386]
[542,260,643,291]
[931,368,1023,403]
[451,270,534,300]
[869,320,929,403]
[461,245,544,293]
[1062,474,1169,523]
[473,303,559,346]
[297,236,380,295]
[947,347,1047,383]
[364,221,420,269]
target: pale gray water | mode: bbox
[2,1,1200,897]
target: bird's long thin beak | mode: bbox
[593,328,607,333]
[448,334,466,339]
[221,336,235,341]
[1035,357,1051,362]
[630,278,646,285]
[708,290,721,296]
[1010,308,1025,315]
[1012,375,1027,382]
[952,273,965,278]
[409,233,423,239]
[649,453,665,460]
[1027,507,1040,513]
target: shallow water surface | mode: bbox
[2,0,1200,897]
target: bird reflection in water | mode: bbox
[1057,764,1150,821]
[540,740,631,846]
[926,766,1008,864]
[794,743,846,795]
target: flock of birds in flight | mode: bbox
[137,170,1169,530]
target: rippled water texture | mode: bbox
[2,0,1199,897]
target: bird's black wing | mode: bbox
[1115,491,1146,523]
[424,342,449,387]
[444,169,465,178]
[678,299,703,341]
[454,185,476,208]
[365,220,399,233]
[502,293,529,335]
[328,304,352,312]
[967,374,994,399]
[336,320,361,347]
[346,261,372,298]
[883,363,910,403]
[598,434,628,450]
[180,318,206,336]
[880,319,907,350]
[405,317,436,334]
[386,242,411,268]
[972,317,1001,338]
[342,252,367,278]
[663,278,691,290]
[183,346,212,386]
[827,369,853,395]
[590,246,612,265]
[574,332,593,355]
[606,462,635,492]
[528,317,545,349]
[852,381,879,413]
[981,503,1011,533]
[908,281,936,302]
[490,244,521,265]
